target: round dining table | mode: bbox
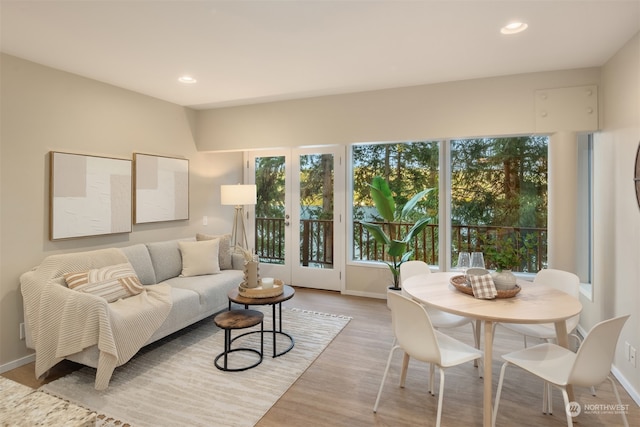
[402,271,583,427]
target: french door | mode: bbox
[246,147,344,291]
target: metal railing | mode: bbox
[256,218,547,272]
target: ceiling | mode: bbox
[1,1,639,110]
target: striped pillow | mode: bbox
[64,262,144,303]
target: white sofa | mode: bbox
[20,237,244,389]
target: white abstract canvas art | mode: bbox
[50,152,132,240]
[134,153,189,224]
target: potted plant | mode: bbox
[361,176,432,290]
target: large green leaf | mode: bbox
[370,176,395,222]
[361,222,390,245]
[403,217,432,242]
[386,240,407,257]
[400,188,432,220]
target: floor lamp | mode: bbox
[221,184,257,252]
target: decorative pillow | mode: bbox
[64,262,144,303]
[468,273,497,299]
[179,239,221,277]
[196,233,232,270]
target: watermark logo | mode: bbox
[566,401,630,417]
[566,401,581,417]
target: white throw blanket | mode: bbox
[21,248,172,390]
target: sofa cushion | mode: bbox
[121,244,157,285]
[178,239,221,277]
[164,269,243,313]
[64,262,144,303]
[146,239,189,283]
[196,233,233,270]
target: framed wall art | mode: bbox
[50,151,132,240]
[134,153,189,224]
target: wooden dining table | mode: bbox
[402,272,583,427]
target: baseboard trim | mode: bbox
[341,289,385,299]
[612,365,640,407]
[0,353,35,374]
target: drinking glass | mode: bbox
[470,252,485,269]
[456,252,470,272]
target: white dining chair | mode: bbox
[493,314,630,427]
[499,269,581,348]
[374,292,483,427]
[498,268,586,411]
[400,261,481,389]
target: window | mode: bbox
[351,141,440,264]
[350,136,549,272]
[450,137,548,272]
[575,133,593,285]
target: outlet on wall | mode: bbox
[19,323,25,340]
[631,346,637,368]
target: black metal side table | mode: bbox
[227,285,295,358]
[213,309,264,371]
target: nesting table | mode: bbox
[227,284,295,358]
[213,309,264,371]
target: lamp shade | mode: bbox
[220,184,257,206]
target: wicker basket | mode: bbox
[238,279,285,298]
[450,275,521,299]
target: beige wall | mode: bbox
[0,54,243,369]
[195,68,600,150]
[590,33,640,398]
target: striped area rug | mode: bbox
[40,307,351,427]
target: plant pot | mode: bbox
[386,286,401,310]
[491,270,517,290]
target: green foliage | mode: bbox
[485,235,522,271]
[361,176,432,289]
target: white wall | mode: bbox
[590,33,640,401]
[0,54,243,369]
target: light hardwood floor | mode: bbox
[4,287,639,426]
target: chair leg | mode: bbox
[559,387,573,427]
[373,345,399,413]
[436,367,445,427]
[492,362,510,427]
[400,352,410,388]
[542,381,548,414]
[607,376,629,427]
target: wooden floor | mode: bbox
[4,287,639,426]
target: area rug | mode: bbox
[39,308,350,427]
[0,376,96,426]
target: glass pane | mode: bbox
[255,156,286,265]
[450,136,548,272]
[351,141,440,266]
[299,154,334,269]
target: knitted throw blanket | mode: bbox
[20,248,172,390]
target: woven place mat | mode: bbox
[450,275,521,298]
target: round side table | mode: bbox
[214,309,264,371]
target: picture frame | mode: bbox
[134,153,189,224]
[49,151,132,240]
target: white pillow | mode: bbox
[179,239,221,277]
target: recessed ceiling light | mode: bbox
[500,22,528,35]
[178,76,197,84]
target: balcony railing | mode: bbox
[256,218,547,272]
